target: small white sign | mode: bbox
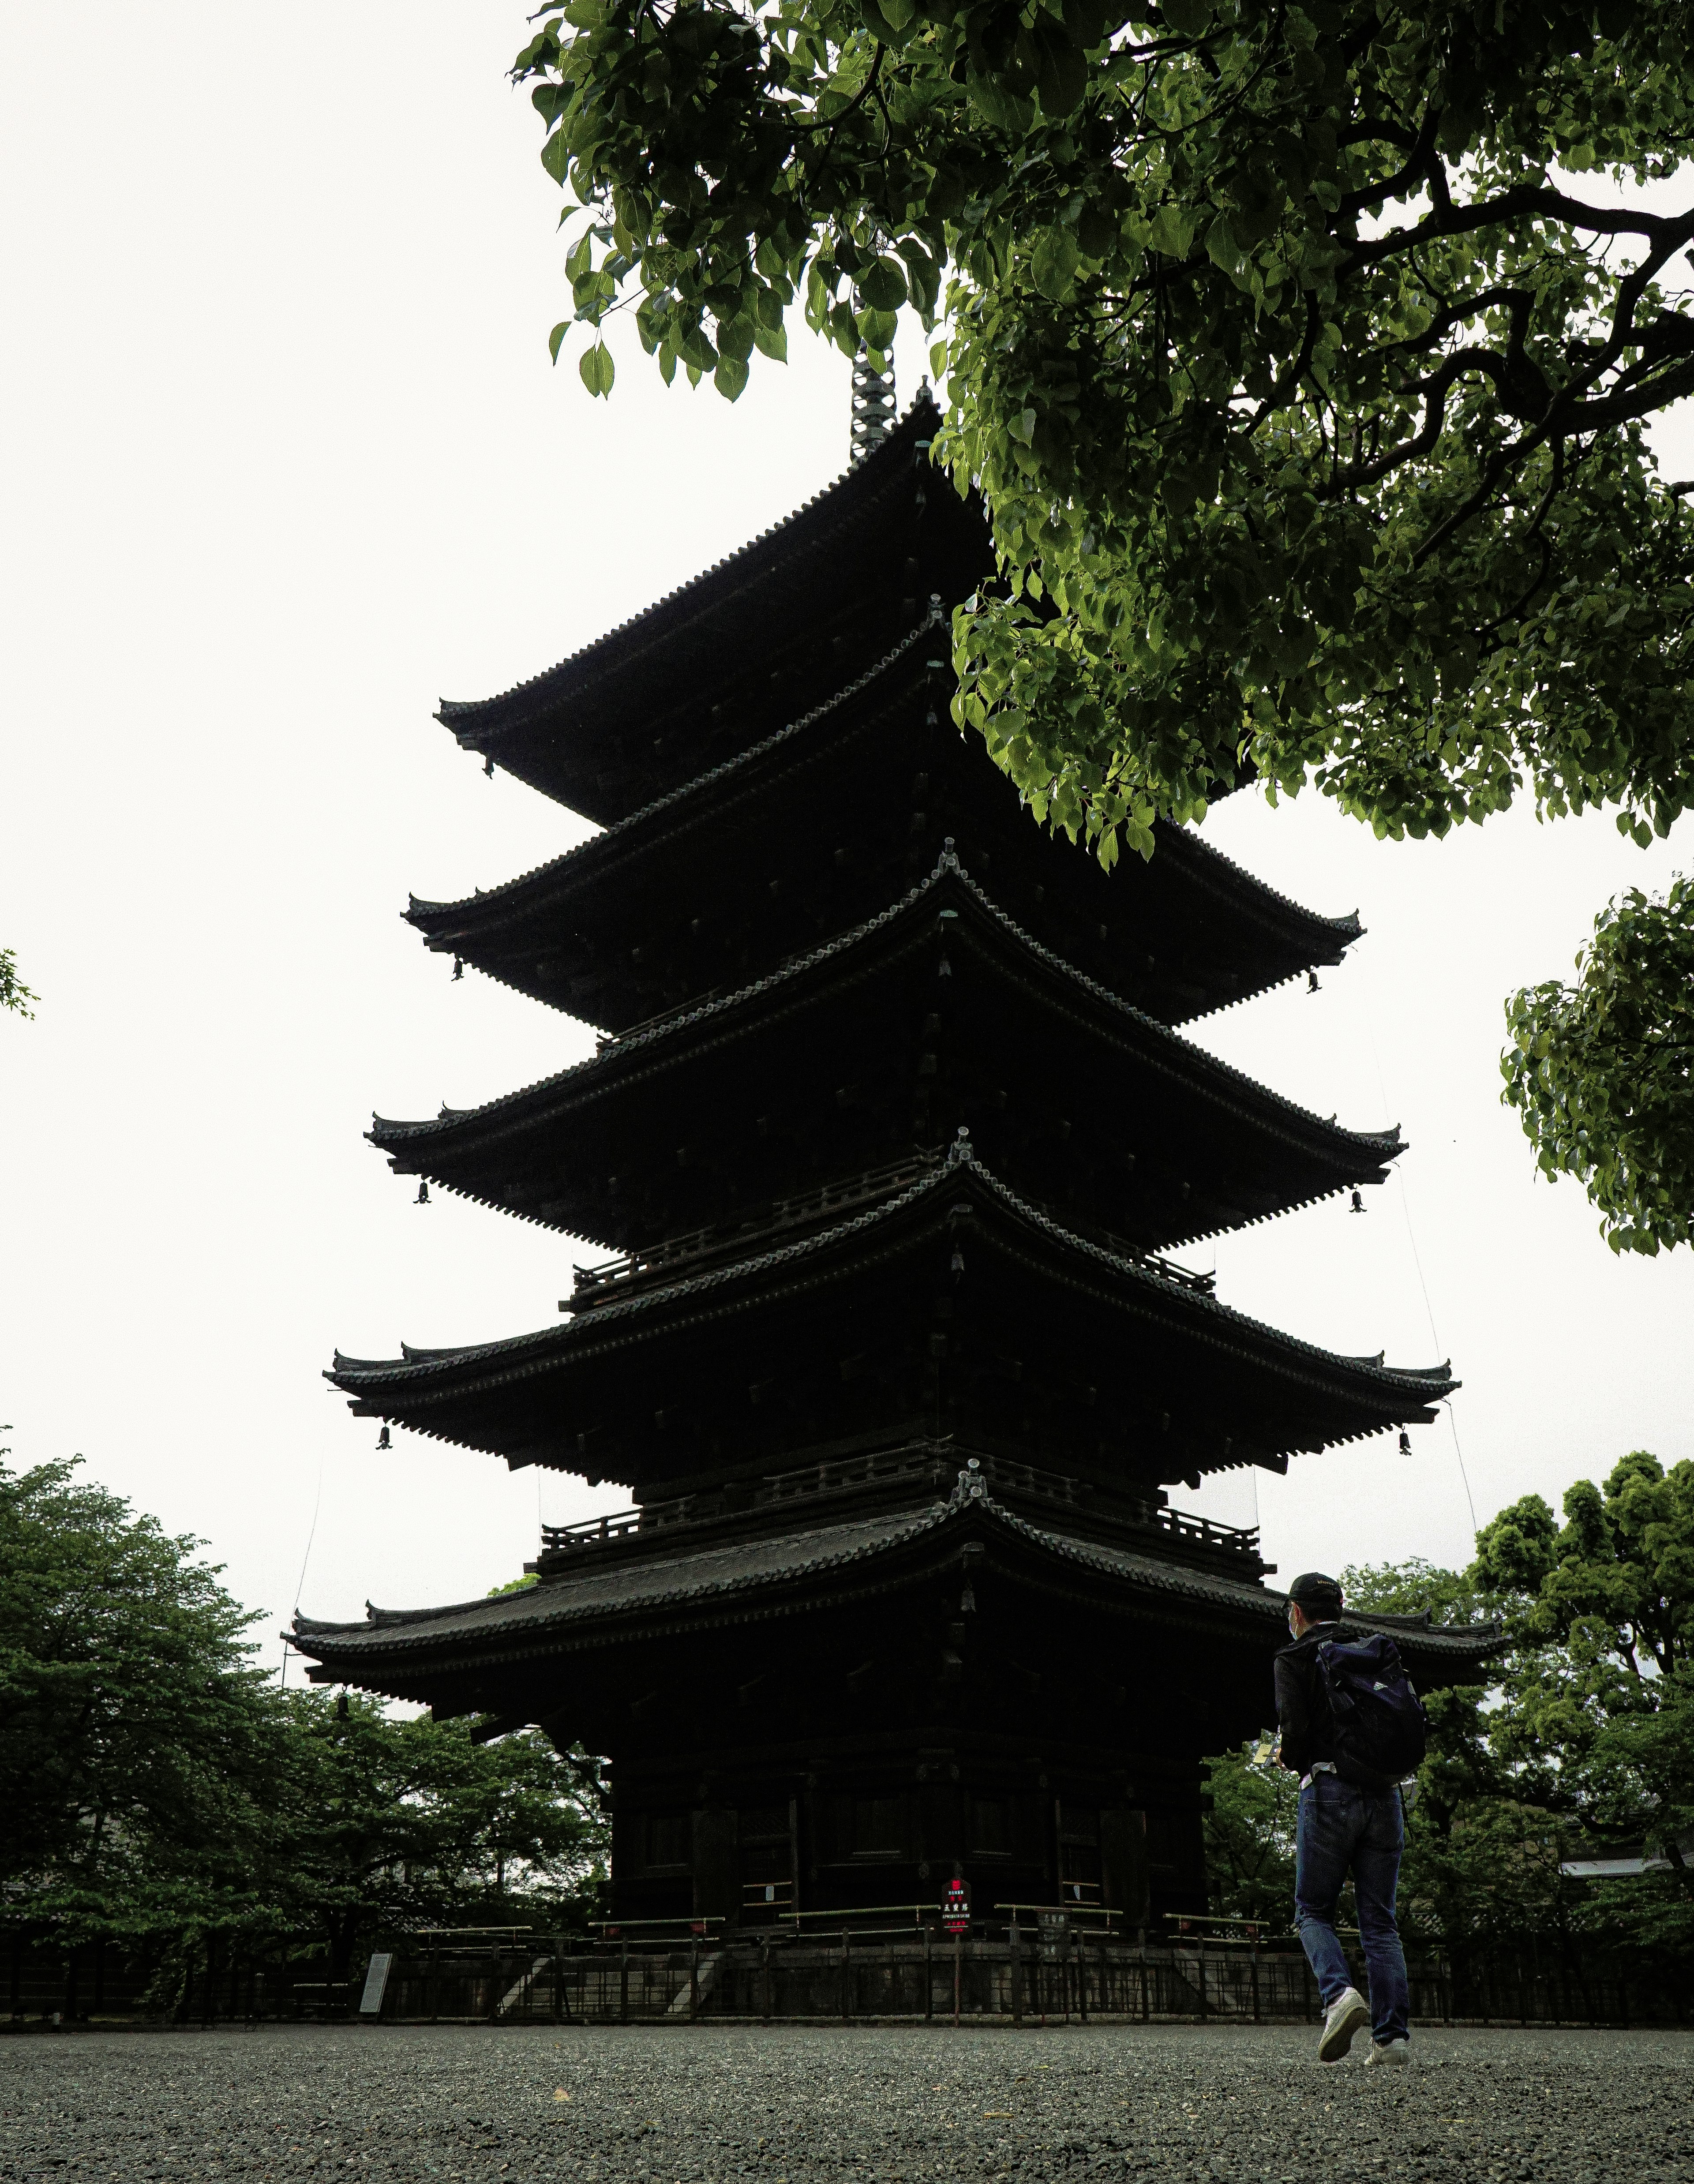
[358,1952,394,2016]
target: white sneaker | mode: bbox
[1316,1985,1370,2063]
[1363,2039,1410,2067]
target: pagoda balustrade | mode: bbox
[566,1151,1218,1311]
[566,1152,942,1307]
[536,1443,1267,1566]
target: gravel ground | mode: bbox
[4,2022,1693,2184]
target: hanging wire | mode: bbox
[283,1455,326,1686]
[1361,1008,1481,1540]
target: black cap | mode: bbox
[1288,1570,1344,1611]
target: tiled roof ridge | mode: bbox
[289,1485,1496,1658]
[292,1501,948,1644]
[372,855,1400,1168]
[406,614,946,928]
[438,396,942,736]
[329,1142,1455,1405]
[1158,820,1361,942]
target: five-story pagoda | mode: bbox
[292,393,1493,1932]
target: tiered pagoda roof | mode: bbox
[293,1464,1496,1743]
[411,611,1360,1032]
[334,1135,1450,1500]
[371,854,1396,1256]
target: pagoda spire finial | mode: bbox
[850,324,896,465]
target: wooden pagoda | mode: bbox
[292,394,1495,1932]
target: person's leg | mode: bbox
[1352,1787,1410,2046]
[1293,1776,1362,2005]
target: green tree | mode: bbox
[0,1451,284,1953]
[0,947,36,1019]
[1502,877,1694,1256]
[516,0,1694,1241]
[1334,1557,1569,1961]
[274,1695,607,1977]
[1204,1742,1298,1927]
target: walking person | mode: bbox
[1275,1571,1423,2066]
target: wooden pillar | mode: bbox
[1139,1942,1150,2024]
[619,1937,630,2026]
[1075,1926,1088,2023]
[689,1936,700,2022]
[760,1937,772,2024]
[1250,1932,1260,2024]
[840,1929,851,2023]
[1009,1913,1023,2028]
[952,1929,962,2029]
[489,1946,502,2024]
[923,1924,933,2023]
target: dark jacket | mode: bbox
[1273,1620,1343,1779]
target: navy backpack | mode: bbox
[1315,1632,1428,1787]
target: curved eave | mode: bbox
[325,1151,1458,1457]
[437,397,943,748]
[288,1489,1499,1688]
[407,631,1360,1019]
[407,616,945,940]
[369,858,1399,1210]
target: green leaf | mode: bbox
[540,127,571,186]
[1031,227,1080,301]
[715,352,751,400]
[579,340,615,398]
[753,320,789,363]
[1161,0,1212,33]
[1145,203,1196,258]
[548,322,570,365]
[858,255,908,313]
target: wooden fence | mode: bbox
[4,1925,1683,2030]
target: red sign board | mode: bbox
[942,1878,971,1935]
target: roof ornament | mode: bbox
[850,313,896,465]
[948,1456,989,1510]
[947,1125,974,1169]
[933,835,960,879]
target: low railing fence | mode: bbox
[6,1926,1684,2029]
[349,1924,1690,2030]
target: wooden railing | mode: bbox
[539,1447,1263,1562]
[568,1154,941,1307]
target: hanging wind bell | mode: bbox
[1398,1430,1412,1455]
[1307,969,1322,994]
[416,1180,430,1205]
[452,957,464,981]
[376,1424,392,1451]
[1349,1189,1365,1214]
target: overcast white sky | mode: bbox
[3,8,1690,1678]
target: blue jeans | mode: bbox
[1295,1772,1409,2045]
